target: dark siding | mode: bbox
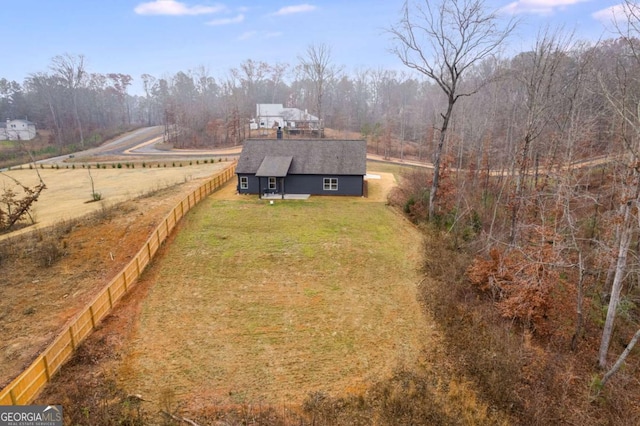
[237,174,260,194]
[284,175,363,196]
[239,174,363,196]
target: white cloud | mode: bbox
[592,5,626,23]
[134,0,225,16]
[265,31,283,38]
[238,31,257,40]
[500,0,589,15]
[593,3,640,25]
[271,4,317,16]
[206,13,244,25]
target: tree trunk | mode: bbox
[429,98,454,221]
[509,133,533,244]
[598,202,633,368]
[601,328,640,387]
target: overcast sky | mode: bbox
[0,0,629,93]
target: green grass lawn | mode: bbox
[119,190,433,408]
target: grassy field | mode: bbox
[118,186,435,409]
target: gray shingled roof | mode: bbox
[236,139,367,176]
[255,156,293,177]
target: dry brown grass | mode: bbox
[0,162,230,239]
[0,164,231,388]
[116,177,434,410]
[28,167,516,425]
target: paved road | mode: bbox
[38,126,242,164]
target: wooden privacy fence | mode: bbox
[0,161,237,405]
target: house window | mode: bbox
[323,178,338,191]
[240,176,248,189]
[268,177,277,190]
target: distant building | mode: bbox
[236,139,367,197]
[251,104,321,135]
[0,119,37,141]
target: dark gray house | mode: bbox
[236,139,367,197]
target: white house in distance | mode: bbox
[251,104,321,135]
[0,119,37,141]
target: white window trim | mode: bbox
[240,176,248,189]
[323,177,338,191]
[268,177,277,190]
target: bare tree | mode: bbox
[50,53,87,147]
[298,43,341,133]
[596,0,640,371]
[508,28,574,244]
[390,0,516,221]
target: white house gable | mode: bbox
[0,119,37,140]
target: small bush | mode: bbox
[117,163,122,169]
[36,240,65,267]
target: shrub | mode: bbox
[36,240,65,267]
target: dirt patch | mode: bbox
[0,162,231,388]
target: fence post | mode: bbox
[122,271,128,292]
[89,306,96,330]
[9,389,17,405]
[43,355,51,381]
[69,327,76,350]
[107,287,113,308]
